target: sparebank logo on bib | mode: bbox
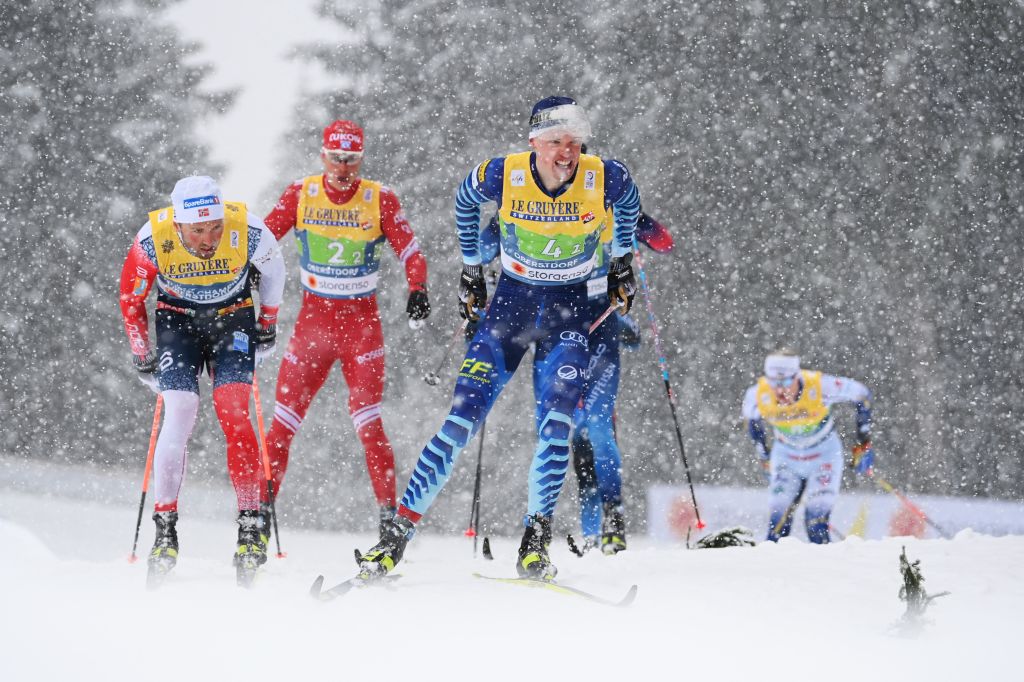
[557,365,578,380]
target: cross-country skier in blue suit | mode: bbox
[359,96,641,580]
[567,212,673,554]
[474,208,673,555]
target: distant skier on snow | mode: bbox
[118,175,286,583]
[261,120,430,534]
[741,350,874,543]
[358,95,641,581]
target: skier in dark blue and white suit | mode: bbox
[359,96,640,580]
[474,209,673,557]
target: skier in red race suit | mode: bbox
[263,120,430,531]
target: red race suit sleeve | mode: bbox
[380,186,427,292]
[263,181,302,241]
[637,213,675,253]
[119,231,158,356]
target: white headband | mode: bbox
[764,354,800,380]
[528,103,592,141]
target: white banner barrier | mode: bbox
[646,483,1024,542]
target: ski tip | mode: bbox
[617,584,639,608]
[309,574,326,599]
[482,537,493,560]
[236,570,258,589]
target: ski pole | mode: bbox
[252,374,285,558]
[828,524,847,542]
[465,420,487,556]
[424,319,469,386]
[632,242,704,529]
[588,302,621,334]
[129,395,163,563]
[770,478,806,539]
[869,472,952,539]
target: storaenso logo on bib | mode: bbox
[314,279,372,292]
[303,269,378,297]
[559,330,587,347]
[502,251,596,283]
[182,195,219,209]
[557,365,579,380]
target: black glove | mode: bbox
[607,253,637,314]
[133,349,159,394]
[255,322,276,348]
[255,321,277,366]
[133,349,158,373]
[406,289,431,321]
[458,265,487,322]
[464,318,479,342]
[619,313,641,349]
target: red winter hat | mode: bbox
[322,120,364,152]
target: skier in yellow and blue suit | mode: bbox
[359,96,641,580]
[473,208,673,556]
[742,351,874,544]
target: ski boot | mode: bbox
[258,500,274,549]
[358,515,414,579]
[600,503,627,555]
[234,509,268,588]
[147,511,179,589]
[516,514,557,581]
[378,505,397,537]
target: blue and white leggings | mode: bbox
[398,275,590,527]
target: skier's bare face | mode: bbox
[321,149,363,192]
[530,132,584,192]
[771,378,801,405]
[175,219,224,260]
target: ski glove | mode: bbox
[753,441,770,482]
[619,313,641,350]
[852,440,874,475]
[458,264,487,322]
[407,289,431,321]
[133,349,160,394]
[255,307,278,366]
[607,253,637,314]
[464,318,480,343]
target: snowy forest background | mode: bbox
[2,0,1021,535]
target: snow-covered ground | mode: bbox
[10,6,1013,680]
[2,486,1020,682]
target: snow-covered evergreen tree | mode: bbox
[252,0,1024,534]
[0,0,226,466]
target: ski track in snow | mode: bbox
[1,490,1021,681]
